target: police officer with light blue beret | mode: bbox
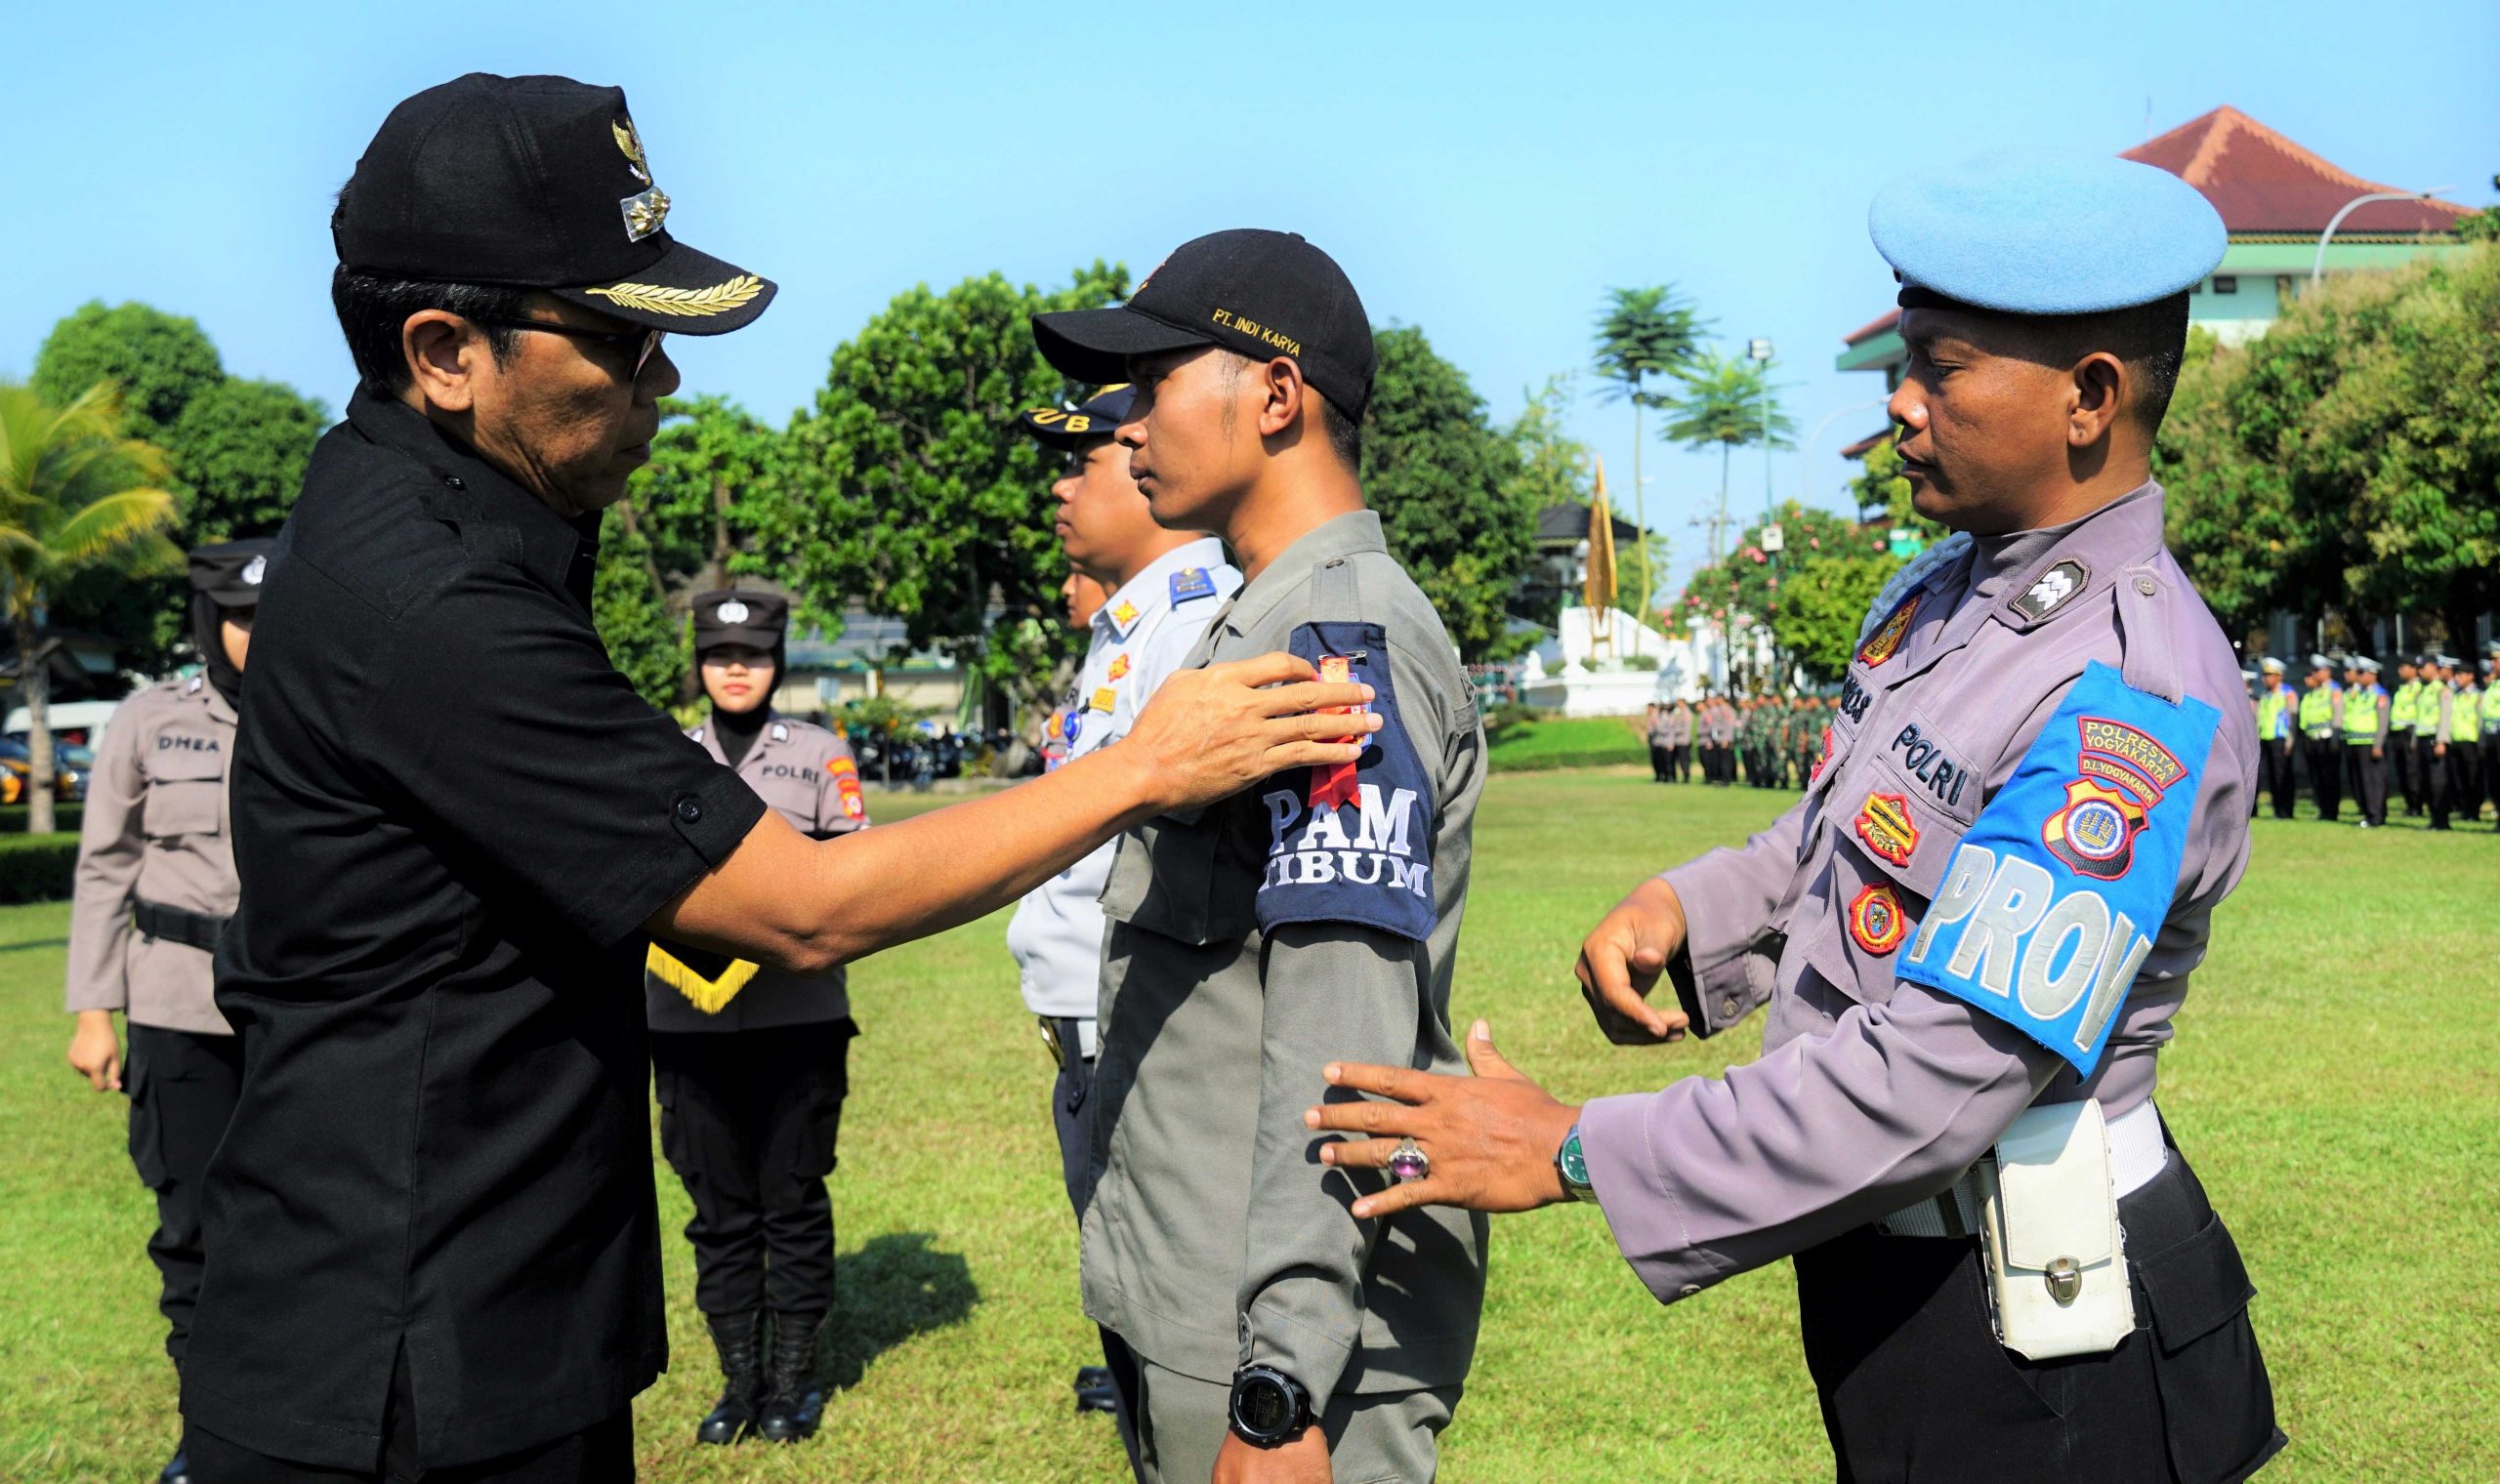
[1309,152,2285,1481]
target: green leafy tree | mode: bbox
[31,304,321,673]
[31,302,223,439]
[597,396,791,709]
[1591,286,1710,618]
[0,383,187,831]
[773,264,1128,722]
[1678,501,1895,683]
[2454,173,2500,244]
[1361,326,1538,661]
[1659,350,1797,567]
[2160,244,2500,645]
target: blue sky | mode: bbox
[7,1,2493,591]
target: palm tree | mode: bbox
[1659,351,1797,568]
[0,382,185,833]
[1592,286,1709,619]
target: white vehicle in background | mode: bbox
[7,698,129,805]
[8,698,126,750]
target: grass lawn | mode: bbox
[1484,716,1647,772]
[2,772,2493,1481]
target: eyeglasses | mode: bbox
[480,318,667,379]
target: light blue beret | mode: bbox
[1869,150,2228,314]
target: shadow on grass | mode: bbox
[822,1231,979,1393]
[0,936,66,953]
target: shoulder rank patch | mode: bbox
[1256,625,1437,943]
[1169,566,1217,604]
[1896,662,2219,1076]
[1107,653,1132,681]
[1849,884,1907,955]
[1858,594,1920,668]
[1854,792,1919,866]
[2012,558,2089,624]
[828,756,867,822]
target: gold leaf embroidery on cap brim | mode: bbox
[583,274,765,318]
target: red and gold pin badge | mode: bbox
[1854,792,1919,866]
[1849,884,1907,955]
[1107,653,1132,681]
[1306,653,1364,810]
[1858,595,1920,668]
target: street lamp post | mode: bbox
[1747,338,1776,689]
[2311,186,2452,285]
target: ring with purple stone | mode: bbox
[1388,1137,1431,1182]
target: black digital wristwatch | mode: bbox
[1228,1364,1312,1448]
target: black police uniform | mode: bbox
[648,590,867,1447]
[183,72,777,1481]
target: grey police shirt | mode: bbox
[1578,484,2258,1304]
[65,676,240,1036]
[645,713,867,1032]
[1080,510,1487,1416]
[1004,538,1238,1031]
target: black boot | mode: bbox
[155,1448,191,1484]
[755,1310,827,1443]
[696,1309,764,1445]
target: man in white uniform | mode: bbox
[1003,384,1239,1455]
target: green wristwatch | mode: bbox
[1555,1123,1598,1204]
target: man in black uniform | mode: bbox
[182,74,1374,1484]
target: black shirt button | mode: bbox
[674,796,703,824]
[441,474,465,489]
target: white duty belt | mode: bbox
[1879,1098,2165,1239]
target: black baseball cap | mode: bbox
[1017,385,1137,450]
[690,590,788,652]
[334,73,774,335]
[1031,229,1375,420]
[188,538,275,609]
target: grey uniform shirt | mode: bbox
[1579,484,2257,1304]
[645,713,867,1032]
[65,676,239,1036]
[1004,538,1238,1029]
[1081,510,1487,1415]
[1665,708,1693,746]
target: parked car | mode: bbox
[0,737,84,806]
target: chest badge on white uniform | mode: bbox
[1107,653,1132,681]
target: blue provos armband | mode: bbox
[1253,621,1437,943]
[1895,662,2220,1076]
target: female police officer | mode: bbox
[647,589,869,1447]
[65,537,271,1484]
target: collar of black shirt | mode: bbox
[345,386,604,600]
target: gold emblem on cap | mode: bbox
[584,273,765,318]
[612,119,651,184]
[618,186,671,243]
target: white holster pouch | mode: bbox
[1975,1099,2135,1360]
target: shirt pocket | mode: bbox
[1804,735,1980,1007]
[1098,801,1261,947]
[141,745,226,840]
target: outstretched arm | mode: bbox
[649,653,1380,971]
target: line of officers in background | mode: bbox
[2250,646,2500,830]
[1644,692,1838,791]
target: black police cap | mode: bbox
[690,590,788,653]
[1017,385,1137,451]
[1032,229,1375,421]
[335,73,774,335]
[188,538,275,610]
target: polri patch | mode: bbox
[1849,884,1908,955]
[1854,792,1919,866]
[1859,594,1921,668]
[1169,566,1217,604]
[1896,662,2218,1076]
[2012,559,2089,624]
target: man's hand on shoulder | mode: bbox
[1214,1427,1330,1484]
[1126,652,1378,814]
[1575,876,1692,1044]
